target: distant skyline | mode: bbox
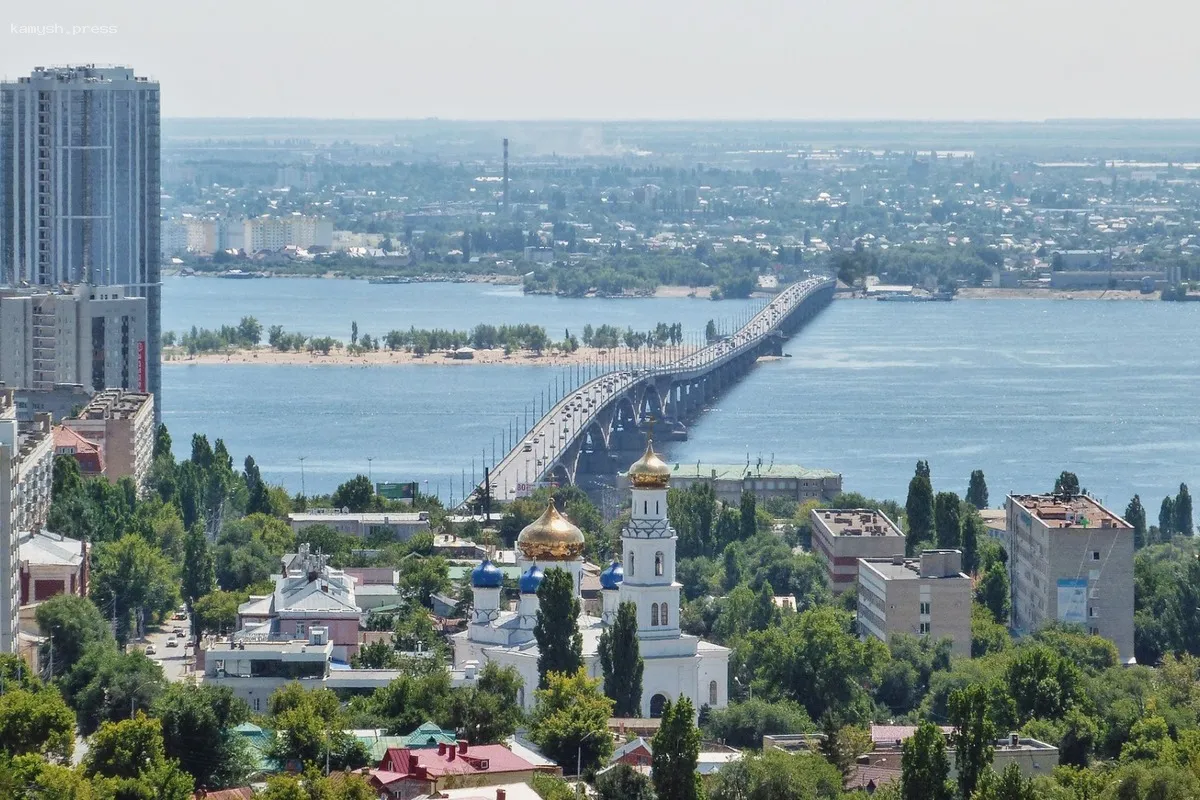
[4,0,1199,120]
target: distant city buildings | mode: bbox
[857,550,972,657]
[810,508,907,594]
[0,65,161,416]
[0,285,148,394]
[1004,493,1135,664]
[163,214,333,256]
[288,510,431,542]
[0,390,53,653]
[664,463,842,506]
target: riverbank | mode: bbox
[163,343,702,368]
[835,288,1160,301]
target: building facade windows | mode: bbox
[655,552,664,576]
[651,603,659,626]
[919,601,931,615]
[709,681,718,706]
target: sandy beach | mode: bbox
[163,344,703,368]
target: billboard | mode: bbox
[376,481,417,502]
[1056,578,1088,625]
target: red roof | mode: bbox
[378,744,536,778]
[193,789,254,800]
[54,426,104,474]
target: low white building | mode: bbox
[453,441,729,717]
[289,510,431,542]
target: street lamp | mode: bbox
[298,456,307,499]
[367,457,374,484]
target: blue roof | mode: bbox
[600,560,624,590]
[519,565,545,594]
[472,559,504,588]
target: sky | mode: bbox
[3,0,1198,120]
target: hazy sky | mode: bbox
[4,0,1198,120]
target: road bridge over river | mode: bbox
[465,277,836,508]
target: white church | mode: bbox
[452,440,729,717]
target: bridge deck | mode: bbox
[465,277,835,507]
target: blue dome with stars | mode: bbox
[471,559,503,589]
[519,565,545,594]
[600,560,624,590]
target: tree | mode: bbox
[153,682,253,789]
[51,454,83,500]
[709,750,843,800]
[398,556,451,608]
[1053,471,1080,497]
[244,455,272,516]
[961,506,982,575]
[967,470,989,510]
[267,684,367,771]
[934,491,961,550]
[449,662,524,745]
[976,561,1010,624]
[818,717,872,777]
[702,698,814,749]
[530,668,613,775]
[61,648,166,735]
[1176,483,1193,536]
[181,524,215,610]
[534,567,583,688]
[596,763,656,800]
[153,423,173,460]
[90,534,180,643]
[1160,496,1176,539]
[948,684,997,800]
[85,712,172,779]
[599,601,643,717]
[1125,495,1147,549]
[0,687,75,764]
[973,763,1037,800]
[751,580,780,632]
[332,475,374,512]
[739,490,757,542]
[1004,645,1082,723]
[900,720,951,800]
[34,594,114,678]
[193,590,245,637]
[652,696,702,800]
[906,461,934,555]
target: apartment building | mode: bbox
[667,463,842,506]
[0,391,54,652]
[0,66,161,415]
[857,550,972,656]
[1005,494,1135,663]
[243,214,332,252]
[0,285,148,394]
[810,508,907,593]
[61,389,155,492]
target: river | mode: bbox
[162,278,1200,512]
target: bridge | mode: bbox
[466,277,837,508]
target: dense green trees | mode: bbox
[332,474,375,512]
[934,491,961,549]
[948,684,998,800]
[599,601,644,717]
[90,534,180,643]
[153,683,253,789]
[905,461,934,555]
[900,720,952,800]
[530,668,613,775]
[652,696,703,800]
[535,567,583,687]
[0,687,75,764]
[967,470,989,509]
[1126,495,1147,548]
[34,594,114,679]
[709,750,843,800]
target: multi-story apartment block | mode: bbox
[0,285,148,394]
[243,214,332,252]
[666,463,842,506]
[0,66,161,418]
[857,550,972,656]
[810,508,907,593]
[0,391,53,653]
[61,389,155,492]
[1005,493,1135,664]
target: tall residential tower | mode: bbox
[0,65,161,415]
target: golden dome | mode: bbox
[628,439,671,489]
[517,502,586,561]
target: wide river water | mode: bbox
[162,278,1200,513]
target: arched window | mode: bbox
[650,693,667,718]
[627,551,635,576]
[709,680,718,706]
[661,603,669,625]
[651,603,659,626]
[655,552,664,576]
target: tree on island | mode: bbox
[934,491,962,550]
[905,461,934,556]
[535,568,583,688]
[967,470,989,509]
[598,601,644,717]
